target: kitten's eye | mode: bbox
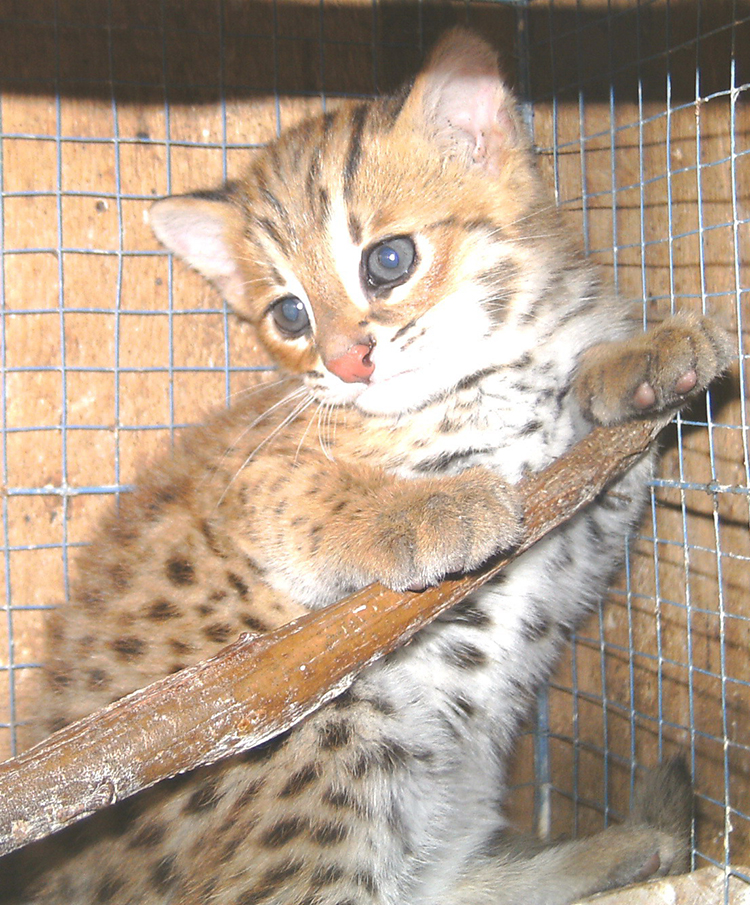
[364,236,416,289]
[270,296,310,338]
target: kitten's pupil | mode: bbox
[378,247,400,269]
[271,296,310,338]
[365,236,416,288]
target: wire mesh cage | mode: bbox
[0,0,748,898]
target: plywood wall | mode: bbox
[0,0,747,874]
[527,0,749,869]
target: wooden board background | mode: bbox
[0,0,748,875]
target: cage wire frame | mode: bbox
[1,0,749,895]
[519,0,750,893]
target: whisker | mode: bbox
[202,386,308,492]
[225,374,291,404]
[216,392,315,508]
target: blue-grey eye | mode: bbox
[270,296,310,338]
[364,236,416,288]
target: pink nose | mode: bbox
[326,343,375,384]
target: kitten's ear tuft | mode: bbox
[149,190,246,306]
[400,28,525,174]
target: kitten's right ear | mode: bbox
[397,28,527,176]
[149,190,246,307]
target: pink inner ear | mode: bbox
[447,76,502,139]
[425,66,517,172]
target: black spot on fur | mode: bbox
[201,519,228,558]
[332,688,356,709]
[443,640,488,670]
[279,763,319,798]
[260,816,308,848]
[322,785,366,816]
[451,694,477,719]
[151,855,179,891]
[585,510,606,544]
[87,668,109,690]
[167,557,195,586]
[438,597,491,628]
[50,671,71,689]
[204,622,235,643]
[311,863,345,886]
[519,419,543,436]
[310,821,348,846]
[227,571,250,599]
[367,695,395,716]
[128,821,166,849]
[233,777,265,810]
[378,739,415,770]
[348,738,413,778]
[109,563,131,592]
[319,719,352,750]
[79,589,105,612]
[264,858,306,885]
[521,611,553,643]
[184,777,222,813]
[146,598,180,621]
[412,449,490,474]
[144,485,180,520]
[241,613,268,633]
[111,636,146,660]
[236,860,306,903]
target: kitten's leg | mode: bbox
[574,314,732,426]
[452,759,692,905]
[242,454,522,598]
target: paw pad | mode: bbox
[674,368,698,395]
[633,382,656,410]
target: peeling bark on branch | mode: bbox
[0,416,667,857]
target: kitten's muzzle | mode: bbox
[326,342,375,384]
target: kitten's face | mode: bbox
[151,30,552,416]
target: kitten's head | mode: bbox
[151,29,560,416]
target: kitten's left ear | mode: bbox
[149,189,246,307]
[398,28,526,174]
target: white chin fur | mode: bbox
[353,370,448,416]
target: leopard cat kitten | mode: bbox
[1,28,730,905]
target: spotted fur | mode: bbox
[1,28,729,905]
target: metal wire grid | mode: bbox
[522,0,750,889]
[0,0,747,890]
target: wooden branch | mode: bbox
[0,416,668,857]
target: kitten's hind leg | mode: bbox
[451,758,692,905]
[574,314,732,426]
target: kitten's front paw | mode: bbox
[374,470,522,591]
[576,314,733,426]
